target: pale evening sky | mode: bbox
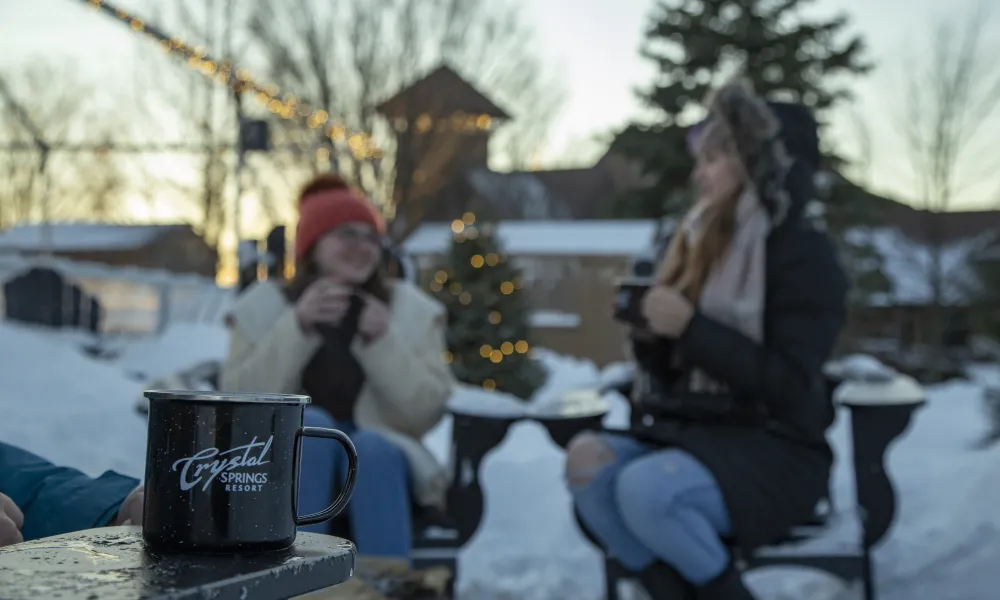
[0,0,998,217]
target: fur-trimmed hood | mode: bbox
[690,77,821,227]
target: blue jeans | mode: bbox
[568,433,732,585]
[299,406,413,560]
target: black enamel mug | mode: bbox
[141,390,357,553]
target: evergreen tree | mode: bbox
[612,0,871,218]
[429,213,545,399]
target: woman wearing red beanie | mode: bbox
[220,174,454,571]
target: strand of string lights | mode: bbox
[75,0,382,159]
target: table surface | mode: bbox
[0,526,356,600]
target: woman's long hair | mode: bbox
[285,174,391,303]
[657,119,745,302]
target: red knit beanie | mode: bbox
[295,174,385,260]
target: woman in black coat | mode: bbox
[564,78,848,599]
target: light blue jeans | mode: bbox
[299,406,412,560]
[568,433,732,585]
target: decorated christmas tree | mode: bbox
[429,212,545,400]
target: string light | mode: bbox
[415,114,433,133]
[471,340,532,361]
[78,0,383,158]
[442,351,453,364]
[432,212,535,383]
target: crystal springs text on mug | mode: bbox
[171,436,273,493]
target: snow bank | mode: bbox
[530,349,604,405]
[114,323,228,381]
[845,226,989,306]
[0,322,147,479]
[404,220,659,257]
[0,223,166,253]
[440,356,1000,600]
[965,362,1000,389]
[826,353,897,381]
[529,310,581,329]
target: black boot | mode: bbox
[638,562,696,599]
[695,566,755,599]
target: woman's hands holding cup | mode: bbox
[640,286,694,338]
[294,280,353,332]
[294,281,390,342]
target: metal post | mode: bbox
[234,89,245,243]
[38,148,53,259]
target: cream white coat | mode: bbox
[219,280,454,509]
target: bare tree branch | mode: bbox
[904,5,1000,214]
[249,0,564,237]
[0,62,130,227]
[893,0,1000,356]
[848,104,873,186]
[129,0,264,249]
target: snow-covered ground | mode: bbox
[1,321,998,598]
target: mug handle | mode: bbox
[293,426,359,527]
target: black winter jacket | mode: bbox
[629,164,849,552]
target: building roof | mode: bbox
[403,219,659,257]
[526,166,617,219]
[483,151,655,220]
[376,65,510,120]
[882,203,1000,244]
[831,176,1000,243]
[0,253,216,286]
[422,151,653,224]
[465,169,574,220]
[0,223,192,253]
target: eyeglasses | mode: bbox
[332,226,382,246]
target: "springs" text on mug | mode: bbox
[171,436,273,493]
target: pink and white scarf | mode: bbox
[681,189,770,392]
